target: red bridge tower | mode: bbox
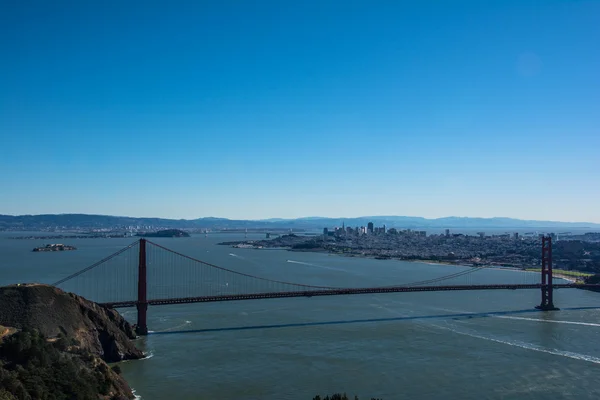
[536,236,559,311]
[136,239,149,335]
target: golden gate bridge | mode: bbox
[52,236,599,335]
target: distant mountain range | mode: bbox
[1,214,599,231]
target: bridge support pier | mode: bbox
[136,239,149,335]
[536,236,559,311]
[136,302,148,335]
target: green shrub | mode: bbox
[0,329,117,400]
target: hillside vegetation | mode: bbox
[0,284,143,362]
[0,329,132,400]
[0,284,143,399]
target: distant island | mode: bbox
[32,243,76,252]
[136,229,190,238]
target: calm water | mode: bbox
[2,232,600,399]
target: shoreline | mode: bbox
[233,245,586,282]
[236,244,521,269]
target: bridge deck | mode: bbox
[100,283,600,308]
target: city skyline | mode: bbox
[1,1,599,222]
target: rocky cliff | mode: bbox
[0,284,143,362]
[0,284,144,400]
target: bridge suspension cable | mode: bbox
[51,239,552,307]
[52,240,140,287]
[146,240,342,290]
[146,241,525,291]
[394,265,490,287]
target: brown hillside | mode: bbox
[0,284,143,362]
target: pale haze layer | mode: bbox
[1,1,599,222]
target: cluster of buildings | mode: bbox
[317,225,550,267]
[323,224,558,242]
[323,222,427,238]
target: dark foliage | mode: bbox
[0,329,120,400]
[136,229,190,238]
[292,240,322,249]
[554,240,600,273]
[0,284,142,363]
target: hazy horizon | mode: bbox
[2,212,600,225]
[1,1,598,222]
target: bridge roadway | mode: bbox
[101,283,600,309]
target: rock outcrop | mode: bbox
[0,328,135,400]
[0,284,144,399]
[0,284,143,362]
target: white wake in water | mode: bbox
[422,305,600,329]
[434,323,600,365]
[370,302,600,364]
[286,260,315,266]
[494,315,600,327]
[229,253,263,267]
[286,259,346,272]
[154,320,192,333]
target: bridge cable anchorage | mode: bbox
[145,240,343,290]
[52,240,141,286]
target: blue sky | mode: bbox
[1,1,598,222]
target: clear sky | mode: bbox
[1,1,598,222]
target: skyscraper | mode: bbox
[367,222,374,234]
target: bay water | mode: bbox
[1,232,600,399]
